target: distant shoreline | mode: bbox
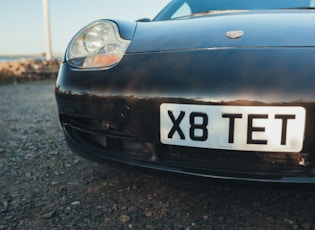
[0,58,61,84]
[0,54,63,62]
[0,56,45,62]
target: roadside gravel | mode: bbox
[1,80,315,230]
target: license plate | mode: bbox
[160,103,305,152]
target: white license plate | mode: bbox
[160,103,306,152]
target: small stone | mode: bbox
[10,169,18,176]
[128,205,136,211]
[25,172,32,178]
[284,218,294,225]
[119,214,130,223]
[145,210,153,217]
[71,201,80,206]
[42,210,56,219]
[3,201,9,208]
[300,222,312,230]
[64,206,71,214]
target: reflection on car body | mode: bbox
[55,0,315,183]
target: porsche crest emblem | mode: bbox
[226,30,244,39]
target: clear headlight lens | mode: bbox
[66,20,131,69]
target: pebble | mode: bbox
[10,169,18,176]
[145,210,153,217]
[119,214,130,223]
[25,172,32,178]
[298,221,313,230]
[284,218,294,225]
[71,201,81,206]
[42,210,56,219]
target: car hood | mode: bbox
[126,10,315,53]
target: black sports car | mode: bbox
[55,0,315,183]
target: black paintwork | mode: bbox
[56,9,315,183]
[129,10,315,53]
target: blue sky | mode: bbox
[1,0,170,56]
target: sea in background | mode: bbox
[0,56,43,62]
[0,55,62,62]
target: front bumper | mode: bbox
[56,94,315,183]
[56,48,315,183]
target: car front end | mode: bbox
[56,4,315,183]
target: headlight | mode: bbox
[66,20,131,69]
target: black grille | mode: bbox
[60,115,312,176]
[61,115,153,161]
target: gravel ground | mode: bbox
[1,80,315,230]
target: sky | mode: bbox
[0,0,171,56]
